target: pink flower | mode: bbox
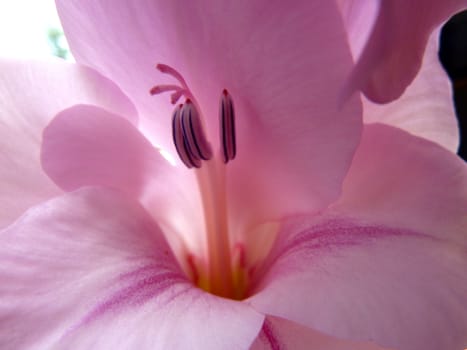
[1,1,466,349]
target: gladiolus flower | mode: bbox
[0,1,466,349]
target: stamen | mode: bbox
[219,89,237,163]
[152,64,212,168]
[180,100,213,161]
[172,104,201,168]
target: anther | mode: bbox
[172,104,201,168]
[152,63,212,169]
[181,100,213,161]
[219,89,237,163]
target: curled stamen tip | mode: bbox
[149,86,163,95]
[170,90,184,104]
[222,89,229,95]
[155,63,188,87]
[156,63,168,72]
[150,84,181,96]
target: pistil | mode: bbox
[150,64,242,298]
[196,159,234,297]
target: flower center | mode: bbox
[151,64,246,299]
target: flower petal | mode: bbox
[0,187,263,349]
[41,104,206,267]
[56,0,191,153]
[251,316,391,350]
[249,124,467,350]
[41,105,158,195]
[337,0,379,60]
[0,58,137,229]
[362,29,459,152]
[341,0,467,103]
[249,218,467,350]
[57,1,363,220]
[333,123,467,241]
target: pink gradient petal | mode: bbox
[56,0,194,153]
[0,188,263,349]
[362,29,459,152]
[41,105,159,195]
[341,0,467,103]
[337,0,379,60]
[339,1,459,147]
[249,125,467,349]
[249,218,467,350]
[41,104,206,265]
[251,316,391,350]
[332,124,467,242]
[57,1,363,221]
[0,59,137,229]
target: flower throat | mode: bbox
[150,64,245,299]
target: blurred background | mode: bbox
[0,1,465,159]
[0,0,69,59]
[440,9,467,160]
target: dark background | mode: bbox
[439,9,467,160]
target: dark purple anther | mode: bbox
[219,89,236,163]
[180,100,213,162]
[172,104,201,168]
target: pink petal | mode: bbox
[0,188,263,349]
[57,1,363,220]
[41,105,158,194]
[362,29,459,152]
[339,1,459,148]
[41,104,207,264]
[0,59,137,229]
[249,125,467,350]
[251,316,391,350]
[337,0,379,60]
[341,0,467,103]
[333,123,467,241]
[249,218,467,350]
[56,0,191,153]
